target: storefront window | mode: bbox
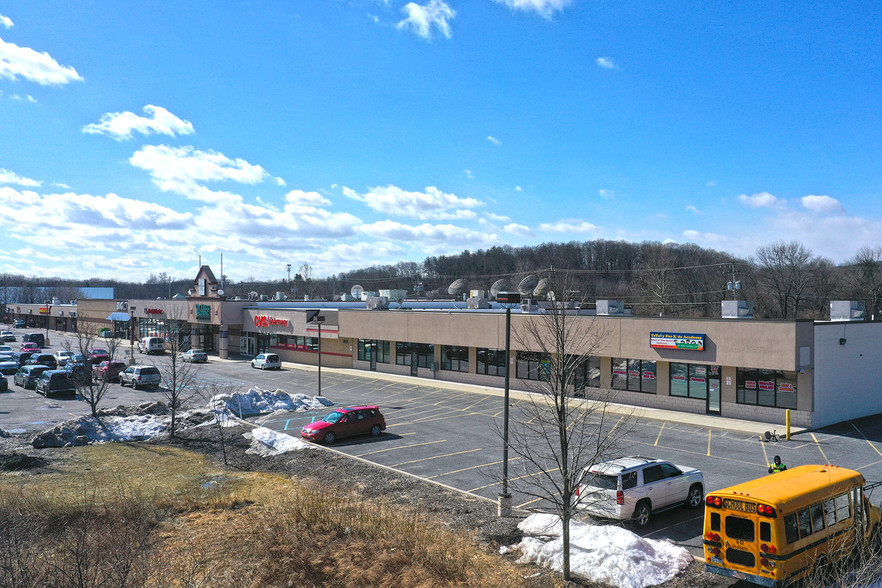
[612,358,628,390]
[395,342,434,368]
[737,368,797,409]
[613,358,656,394]
[516,351,549,381]
[358,339,390,363]
[441,345,469,372]
[670,363,712,399]
[477,348,506,377]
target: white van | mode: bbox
[138,337,165,354]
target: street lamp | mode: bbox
[496,291,520,517]
[44,300,51,346]
[309,313,325,397]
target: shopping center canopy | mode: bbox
[106,312,131,321]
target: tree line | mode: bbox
[2,240,882,320]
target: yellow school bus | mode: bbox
[703,464,881,587]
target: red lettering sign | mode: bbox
[145,308,163,314]
[759,380,775,391]
[746,380,756,389]
[254,315,289,328]
[778,383,795,392]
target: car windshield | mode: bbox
[92,349,107,354]
[322,411,345,424]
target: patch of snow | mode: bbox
[245,426,315,456]
[208,387,333,418]
[508,513,691,588]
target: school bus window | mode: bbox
[798,508,812,537]
[710,511,720,532]
[760,521,771,542]
[835,493,850,520]
[824,498,836,527]
[726,516,754,542]
[784,514,799,544]
[811,504,825,532]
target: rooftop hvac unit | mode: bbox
[469,290,486,299]
[520,299,539,313]
[274,291,286,301]
[366,296,389,310]
[379,289,407,303]
[721,300,754,319]
[467,296,489,309]
[596,300,625,315]
[830,300,866,322]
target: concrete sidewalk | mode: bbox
[221,353,805,439]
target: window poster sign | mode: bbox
[649,332,706,351]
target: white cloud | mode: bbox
[595,57,620,70]
[538,219,600,233]
[0,14,12,29]
[801,194,844,214]
[359,220,494,244]
[396,0,455,40]
[505,223,532,237]
[0,168,41,187]
[0,37,83,85]
[83,105,195,141]
[737,191,784,209]
[343,184,484,220]
[487,136,502,146]
[515,186,523,192]
[486,212,511,222]
[598,189,614,199]
[492,0,572,19]
[129,145,270,203]
[285,190,331,207]
[685,205,702,215]
[463,169,474,179]
[10,93,36,103]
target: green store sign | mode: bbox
[195,304,211,320]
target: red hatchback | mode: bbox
[92,360,127,383]
[300,406,386,444]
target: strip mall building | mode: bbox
[6,266,880,430]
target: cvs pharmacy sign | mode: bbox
[254,315,289,327]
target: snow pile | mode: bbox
[208,387,333,417]
[505,513,692,588]
[31,402,181,448]
[245,426,315,456]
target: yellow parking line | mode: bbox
[811,433,829,463]
[356,439,446,457]
[468,468,559,493]
[707,428,712,457]
[517,496,544,509]
[761,438,770,468]
[427,456,523,479]
[391,448,483,468]
[851,423,882,458]
[654,422,666,446]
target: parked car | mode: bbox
[182,349,207,363]
[0,331,15,342]
[11,352,36,367]
[34,370,77,397]
[20,342,40,353]
[26,353,58,370]
[251,353,281,370]
[22,333,45,348]
[0,344,13,358]
[13,319,25,328]
[575,456,704,528]
[300,406,386,444]
[0,376,7,392]
[63,362,92,384]
[92,360,127,383]
[14,364,51,389]
[88,348,110,363]
[54,350,75,366]
[119,365,161,389]
[0,360,18,376]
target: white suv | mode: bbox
[576,456,703,527]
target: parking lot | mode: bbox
[5,326,882,557]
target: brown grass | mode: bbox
[0,444,548,588]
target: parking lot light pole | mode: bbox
[44,300,51,347]
[311,314,325,397]
[497,291,520,517]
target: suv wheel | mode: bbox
[686,484,703,509]
[634,500,652,528]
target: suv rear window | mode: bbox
[585,473,619,490]
[140,367,160,375]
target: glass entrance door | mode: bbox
[707,377,721,414]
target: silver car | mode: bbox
[119,365,161,389]
[251,353,281,370]
[576,456,704,527]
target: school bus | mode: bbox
[703,464,881,587]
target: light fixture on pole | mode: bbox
[496,291,520,517]
[308,312,325,397]
[44,300,51,346]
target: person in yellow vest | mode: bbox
[768,455,787,474]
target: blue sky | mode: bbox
[1,1,881,282]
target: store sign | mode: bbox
[649,332,705,351]
[145,308,163,315]
[195,304,211,320]
[254,315,289,328]
[38,307,49,314]
[779,383,795,392]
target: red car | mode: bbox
[92,360,127,382]
[19,342,40,353]
[88,348,110,363]
[300,406,386,444]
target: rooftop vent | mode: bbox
[830,300,865,322]
[722,300,754,319]
[366,296,389,310]
[596,300,625,316]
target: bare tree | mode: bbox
[635,243,678,316]
[753,241,830,319]
[152,315,201,439]
[496,273,633,581]
[63,323,124,417]
[844,246,882,320]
